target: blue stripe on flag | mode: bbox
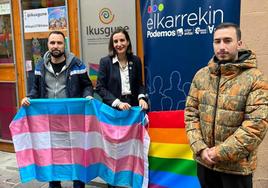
[96,101,146,126]
[12,99,145,126]
[19,163,144,188]
[13,98,94,120]
[149,170,200,188]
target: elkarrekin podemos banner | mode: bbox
[141,0,241,111]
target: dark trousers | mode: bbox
[107,184,122,188]
[197,163,252,188]
[119,94,137,106]
[49,180,85,188]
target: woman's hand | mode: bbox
[118,102,131,110]
[139,98,148,110]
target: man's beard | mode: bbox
[51,49,64,58]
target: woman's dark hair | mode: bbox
[108,28,133,57]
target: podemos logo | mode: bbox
[145,4,223,38]
[99,8,114,24]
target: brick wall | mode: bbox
[241,1,268,187]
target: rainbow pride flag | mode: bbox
[89,63,99,82]
[10,98,149,188]
[148,110,200,188]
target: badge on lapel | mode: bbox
[129,61,133,70]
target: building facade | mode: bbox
[0,0,267,187]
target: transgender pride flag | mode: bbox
[9,98,149,188]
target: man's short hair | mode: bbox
[48,31,65,40]
[214,22,241,41]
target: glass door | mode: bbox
[21,0,68,93]
[0,0,17,141]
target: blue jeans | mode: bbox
[49,180,85,188]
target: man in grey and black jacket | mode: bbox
[21,31,93,188]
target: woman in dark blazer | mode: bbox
[96,28,148,111]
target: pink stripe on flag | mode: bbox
[10,115,144,143]
[149,184,168,188]
[16,148,144,175]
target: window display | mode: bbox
[0,1,13,64]
[21,0,68,93]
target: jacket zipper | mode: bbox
[212,65,221,147]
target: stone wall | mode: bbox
[241,1,268,188]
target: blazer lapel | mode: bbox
[113,61,122,94]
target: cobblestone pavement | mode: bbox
[2,149,267,188]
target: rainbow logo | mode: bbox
[99,8,115,24]
[148,3,164,13]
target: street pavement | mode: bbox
[0,151,107,188]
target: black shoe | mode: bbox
[73,180,85,188]
[49,181,62,188]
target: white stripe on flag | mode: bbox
[13,131,144,159]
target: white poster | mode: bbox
[23,8,49,33]
[0,2,10,15]
[23,6,67,33]
[79,0,137,82]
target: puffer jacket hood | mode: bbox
[208,50,257,76]
[42,50,78,68]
